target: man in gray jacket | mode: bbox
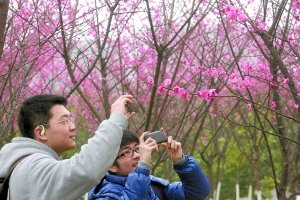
[0,94,134,200]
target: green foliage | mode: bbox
[219,142,250,199]
[260,176,274,199]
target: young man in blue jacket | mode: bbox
[88,130,211,200]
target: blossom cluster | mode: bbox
[222,4,267,32]
[146,77,217,102]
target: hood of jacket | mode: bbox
[0,137,59,178]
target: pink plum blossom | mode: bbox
[258,63,268,72]
[223,5,238,20]
[270,82,279,87]
[257,21,267,32]
[271,101,277,109]
[274,39,281,47]
[162,79,171,87]
[222,5,248,23]
[243,64,253,73]
[248,26,255,32]
[287,35,294,41]
[229,72,239,84]
[218,69,227,76]
[205,67,219,77]
[292,1,300,9]
[194,65,204,72]
[247,103,253,110]
[147,76,154,86]
[196,89,208,99]
[158,85,165,94]
[237,12,248,22]
[173,86,181,94]
[243,79,251,88]
[178,88,188,99]
[208,89,217,97]
[266,73,273,80]
[196,88,217,102]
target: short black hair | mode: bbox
[121,129,139,146]
[17,94,67,138]
[112,129,139,167]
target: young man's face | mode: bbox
[44,105,76,155]
[112,142,140,176]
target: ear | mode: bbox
[108,165,118,174]
[34,125,47,141]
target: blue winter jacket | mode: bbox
[88,155,210,200]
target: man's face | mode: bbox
[44,105,76,155]
[113,142,140,176]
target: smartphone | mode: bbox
[144,131,168,144]
[126,98,139,113]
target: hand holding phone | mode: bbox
[126,98,139,113]
[144,131,168,144]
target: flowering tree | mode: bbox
[1,0,300,199]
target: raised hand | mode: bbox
[138,132,159,164]
[162,136,183,162]
[110,95,135,119]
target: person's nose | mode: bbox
[69,122,76,131]
[133,150,140,159]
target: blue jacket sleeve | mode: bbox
[166,155,211,200]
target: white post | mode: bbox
[236,184,240,200]
[216,182,221,200]
[248,185,252,200]
[255,190,262,200]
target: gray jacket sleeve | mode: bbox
[9,112,127,200]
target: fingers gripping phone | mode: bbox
[126,98,139,113]
[144,131,168,144]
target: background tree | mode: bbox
[1,0,300,199]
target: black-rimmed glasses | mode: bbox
[116,147,139,158]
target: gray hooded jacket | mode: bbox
[0,112,127,200]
